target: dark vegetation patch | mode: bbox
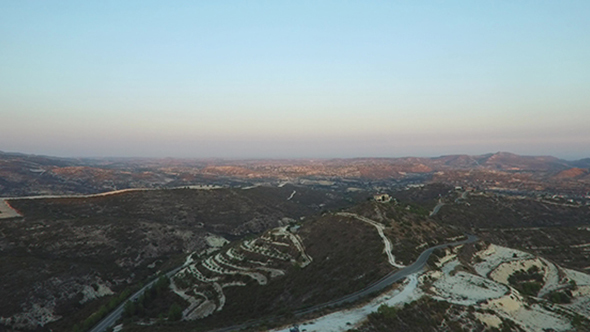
[548,290,573,304]
[545,280,577,304]
[457,242,478,265]
[8,185,357,235]
[507,266,544,297]
[347,200,464,265]
[436,194,590,230]
[119,276,188,325]
[389,183,452,211]
[2,186,360,331]
[434,194,590,270]
[48,284,138,332]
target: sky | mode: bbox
[1,1,589,160]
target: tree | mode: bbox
[123,300,136,317]
[168,303,183,321]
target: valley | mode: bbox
[4,1,588,331]
[1,151,590,332]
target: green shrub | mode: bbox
[168,303,183,321]
[369,304,397,323]
[508,266,544,297]
[548,290,572,304]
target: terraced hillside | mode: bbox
[118,198,464,332]
[0,185,362,331]
[170,225,313,321]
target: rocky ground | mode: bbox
[115,197,464,332]
[435,191,590,271]
[3,181,590,332]
[0,185,361,332]
[271,242,590,332]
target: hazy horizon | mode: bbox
[2,2,589,160]
[2,148,588,163]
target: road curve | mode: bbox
[295,233,478,314]
[209,233,478,332]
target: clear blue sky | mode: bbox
[1,1,589,159]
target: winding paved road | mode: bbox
[4,189,475,331]
[86,201,477,332]
[210,233,478,332]
[89,233,477,332]
[294,233,478,314]
[88,265,186,332]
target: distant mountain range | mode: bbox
[1,150,589,197]
[1,150,586,170]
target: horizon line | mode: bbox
[1,150,587,162]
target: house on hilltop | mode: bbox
[373,193,391,203]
